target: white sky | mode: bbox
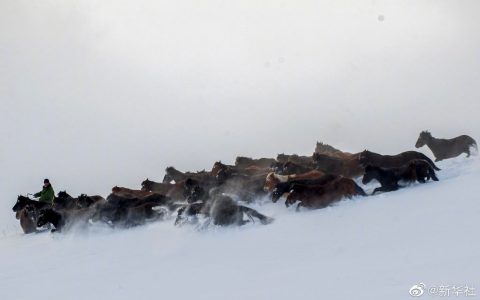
[1,1,479,209]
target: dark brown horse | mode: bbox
[286,177,366,210]
[271,174,340,202]
[415,131,477,161]
[359,150,440,171]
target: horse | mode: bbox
[362,160,439,194]
[141,178,186,200]
[37,206,99,232]
[212,161,270,178]
[162,167,212,183]
[264,170,326,192]
[209,196,273,226]
[270,174,340,202]
[111,186,153,199]
[53,191,78,210]
[315,141,345,155]
[76,194,105,209]
[276,153,314,165]
[314,141,359,160]
[17,205,38,234]
[12,195,51,213]
[313,153,363,178]
[214,171,269,202]
[95,194,173,227]
[234,156,276,169]
[106,193,172,208]
[359,150,440,171]
[415,131,477,161]
[175,195,273,227]
[285,178,366,210]
[279,161,317,175]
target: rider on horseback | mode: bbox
[34,179,55,204]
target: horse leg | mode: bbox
[174,206,187,226]
[240,206,273,225]
[296,203,302,212]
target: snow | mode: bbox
[1,156,479,300]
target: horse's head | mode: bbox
[57,191,72,199]
[187,186,205,203]
[276,153,288,163]
[77,194,92,208]
[358,150,371,166]
[215,169,231,184]
[211,161,226,177]
[163,167,176,183]
[271,187,285,203]
[141,178,152,191]
[361,165,377,185]
[415,131,431,148]
[235,156,250,166]
[12,195,29,212]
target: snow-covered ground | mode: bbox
[1,156,479,300]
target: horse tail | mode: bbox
[354,183,367,196]
[419,153,441,171]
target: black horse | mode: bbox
[362,160,438,194]
[12,195,51,212]
[415,131,477,161]
[359,150,440,171]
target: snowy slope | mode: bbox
[1,156,479,300]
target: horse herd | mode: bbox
[12,131,477,234]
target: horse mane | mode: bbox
[316,141,342,153]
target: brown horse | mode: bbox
[313,152,363,178]
[415,131,477,161]
[234,156,276,169]
[112,186,153,199]
[264,170,326,192]
[359,150,440,171]
[17,205,38,234]
[285,177,366,210]
[314,141,360,159]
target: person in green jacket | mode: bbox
[34,179,55,203]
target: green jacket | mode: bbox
[34,185,55,203]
